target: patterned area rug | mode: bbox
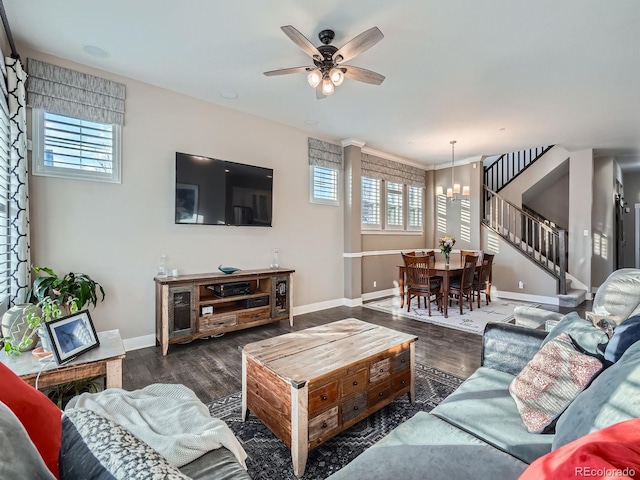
[207,364,463,480]
[363,296,538,335]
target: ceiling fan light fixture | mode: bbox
[322,77,335,95]
[307,70,322,88]
[329,67,344,86]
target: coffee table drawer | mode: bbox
[309,406,339,443]
[309,381,338,415]
[341,369,367,398]
[368,380,391,408]
[393,349,411,372]
[369,357,391,383]
[393,369,411,390]
[342,392,367,424]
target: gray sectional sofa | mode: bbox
[329,276,640,480]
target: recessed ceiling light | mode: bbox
[305,118,319,126]
[220,90,238,99]
[499,127,506,131]
[83,45,110,59]
[408,141,414,145]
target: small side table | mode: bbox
[0,329,126,389]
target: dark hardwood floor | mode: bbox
[123,299,592,404]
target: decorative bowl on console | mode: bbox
[218,265,241,275]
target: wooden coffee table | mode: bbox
[241,318,417,477]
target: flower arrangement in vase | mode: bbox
[439,236,456,266]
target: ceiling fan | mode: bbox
[264,25,385,99]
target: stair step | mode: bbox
[557,288,586,308]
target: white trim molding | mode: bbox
[343,297,363,307]
[293,297,346,315]
[493,289,560,306]
[361,230,424,236]
[360,146,427,170]
[362,288,397,302]
[343,252,363,258]
[123,334,156,352]
[341,138,366,148]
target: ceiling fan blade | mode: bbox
[281,25,323,61]
[316,84,327,100]
[264,66,313,76]
[342,66,385,85]
[333,27,384,63]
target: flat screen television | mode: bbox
[175,152,273,226]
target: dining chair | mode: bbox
[460,250,481,263]
[473,253,494,308]
[402,253,442,316]
[447,258,476,314]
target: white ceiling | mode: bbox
[6,0,640,168]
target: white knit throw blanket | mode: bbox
[66,384,247,469]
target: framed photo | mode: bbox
[45,310,100,365]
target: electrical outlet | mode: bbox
[518,281,524,289]
[584,229,589,237]
[373,281,377,288]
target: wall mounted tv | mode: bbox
[175,152,273,226]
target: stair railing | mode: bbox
[484,146,553,194]
[483,187,567,294]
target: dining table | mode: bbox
[398,256,481,318]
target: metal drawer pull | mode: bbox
[379,368,384,373]
[321,395,328,401]
[401,358,406,363]
[379,392,384,396]
[322,422,328,428]
[401,380,406,385]
[353,406,359,411]
[352,381,358,386]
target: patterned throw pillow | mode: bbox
[509,333,603,433]
[60,408,190,480]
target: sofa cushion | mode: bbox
[179,448,251,480]
[431,366,554,464]
[509,333,603,433]
[0,401,55,480]
[0,362,62,478]
[604,314,640,363]
[325,411,528,480]
[553,339,640,450]
[60,408,190,480]
[542,312,609,360]
[521,417,640,480]
[591,268,640,321]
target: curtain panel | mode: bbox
[6,57,30,305]
[26,58,125,125]
[308,138,343,169]
[361,153,425,187]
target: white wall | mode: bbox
[25,48,344,342]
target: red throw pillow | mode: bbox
[519,418,640,480]
[0,362,62,478]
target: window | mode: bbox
[408,186,423,229]
[360,178,424,232]
[386,181,404,229]
[310,165,339,205]
[32,110,121,183]
[361,177,381,228]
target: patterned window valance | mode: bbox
[361,153,425,187]
[308,137,343,169]
[26,58,126,125]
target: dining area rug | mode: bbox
[363,296,538,335]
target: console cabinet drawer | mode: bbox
[199,313,237,332]
[393,349,411,372]
[309,381,338,415]
[238,306,271,324]
[369,358,391,383]
[341,369,367,398]
[309,406,339,443]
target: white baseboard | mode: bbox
[494,289,560,306]
[343,297,363,307]
[361,288,397,302]
[292,298,346,315]
[122,334,156,352]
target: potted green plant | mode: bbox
[30,266,105,313]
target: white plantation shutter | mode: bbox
[308,138,342,206]
[408,186,423,229]
[0,54,9,307]
[361,176,380,227]
[386,181,403,228]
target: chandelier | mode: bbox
[436,140,469,201]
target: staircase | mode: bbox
[482,146,587,305]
